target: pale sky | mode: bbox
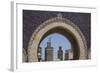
[40,33,71,61]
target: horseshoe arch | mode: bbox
[27,15,88,62]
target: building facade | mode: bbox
[65,50,69,60]
[68,49,73,60]
[64,49,73,60]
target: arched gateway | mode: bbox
[27,14,88,62]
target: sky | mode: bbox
[40,33,71,61]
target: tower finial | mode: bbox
[47,37,52,47]
[48,37,52,43]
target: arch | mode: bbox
[28,16,88,62]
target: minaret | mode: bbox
[45,37,53,61]
[57,46,63,61]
